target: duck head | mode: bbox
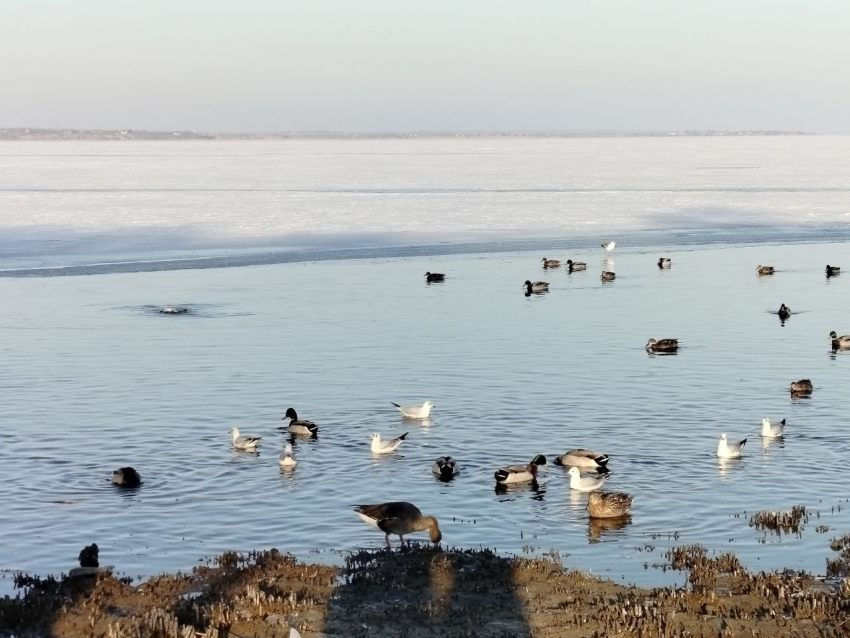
[426,517,442,543]
[282,407,298,421]
[830,331,838,339]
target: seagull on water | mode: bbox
[391,401,433,419]
[568,466,608,492]
[230,427,261,451]
[761,418,786,438]
[601,241,616,253]
[371,431,408,454]
[279,442,297,468]
[717,433,746,458]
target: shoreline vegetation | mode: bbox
[0,128,812,141]
[3,543,850,638]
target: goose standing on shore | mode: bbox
[432,456,459,480]
[554,449,609,471]
[587,492,633,518]
[391,401,433,419]
[230,427,261,451]
[830,331,850,350]
[494,455,546,484]
[566,259,586,272]
[717,434,746,458]
[354,502,442,548]
[371,431,408,454]
[281,408,318,436]
[761,418,786,438]
[524,280,549,294]
[279,443,297,468]
[568,467,608,492]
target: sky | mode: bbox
[1,0,848,133]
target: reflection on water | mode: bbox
[588,516,633,543]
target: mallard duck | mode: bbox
[371,431,408,454]
[111,467,141,487]
[826,265,841,277]
[425,272,445,283]
[494,454,546,484]
[354,502,442,548]
[789,379,813,394]
[524,280,549,293]
[658,257,672,268]
[568,466,608,491]
[432,456,460,480]
[646,338,679,352]
[159,306,188,314]
[278,443,297,468]
[566,259,586,271]
[391,401,433,419]
[541,258,561,269]
[601,241,616,253]
[830,331,850,349]
[281,408,318,436]
[756,265,774,275]
[587,492,633,518]
[601,271,616,281]
[777,304,791,319]
[230,427,261,450]
[761,417,786,438]
[717,433,746,458]
[554,449,609,470]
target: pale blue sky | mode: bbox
[1,1,848,132]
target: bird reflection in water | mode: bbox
[761,436,785,454]
[495,481,546,500]
[717,456,744,478]
[587,515,632,543]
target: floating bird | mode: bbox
[568,467,608,491]
[524,280,549,294]
[761,417,786,438]
[111,467,141,487]
[778,303,792,319]
[601,271,616,281]
[601,241,616,253]
[159,306,188,314]
[371,431,408,454]
[354,501,442,548]
[717,433,746,458]
[432,456,460,480]
[830,331,850,350]
[278,442,297,468]
[554,449,609,470]
[494,454,547,484]
[790,379,813,394]
[646,338,679,352]
[281,408,318,436]
[541,258,561,269]
[391,401,434,419]
[587,492,633,518]
[566,259,586,271]
[230,427,261,450]
[756,265,775,275]
[425,272,445,283]
[826,265,841,277]
[658,257,672,268]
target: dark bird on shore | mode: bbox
[78,544,99,568]
[354,501,442,548]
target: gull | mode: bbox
[761,418,786,438]
[601,241,616,253]
[371,431,408,454]
[494,455,547,484]
[353,501,442,548]
[568,466,608,491]
[281,408,318,436]
[717,433,746,458]
[279,442,297,468]
[553,449,609,470]
[391,401,434,419]
[230,427,261,451]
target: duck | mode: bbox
[281,408,318,436]
[432,456,460,480]
[761,417,786,438]
[278,443,297,468]
[159,306,188,314]
[391,400,434,419]
[111,467,141,487]
[826,265,841,277]
[646,338,679,352]
[230,427,261,450]
[354,502,442,548]
[553,449,609,470]
[425,272,445,283]
[789,379,813,394]
[567,466,608,491]
[494,454,547,484]
[524,280,549,294]
[566,259,587,272]
[601,241,616,253]
[717,433,746,459]
[587,492,633,519]
[658,257,672,268]
[371,431,408,454]
[777,303,791,319]
[601,271,616,281]
[756,265,775,275]
[541,258,561,269]
[830,331,850,350]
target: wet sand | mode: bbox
[3,545,850,638]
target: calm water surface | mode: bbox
[1,240,849,590]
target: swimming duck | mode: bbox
[541,258,561,269]
[111,467,141,487]
[587,492,633,518]
[425,272,445,283]
[566,259,586,272]
[494,454,547,484]
[524,280,549,294]
[371,431,408,454]
[567,466,608,491]
[601,271,616,281]
[756,265,775,275]
[354,501,442,548]
[830,331,850,349]
[789,379,813,394]
[278,442,297,468]
[432,456,460,480]
[159,306,188,314]
[826,265,841,277]
[761,417,786,438]
[646,338,679,352]
[601,241,616,253]
[391,400,434,419]
[658,257,672,268]
[717,433,746,458]
[777,304,791,319]
[230,427,261,450]
[281,408,318,436]
[553,449,609,470]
